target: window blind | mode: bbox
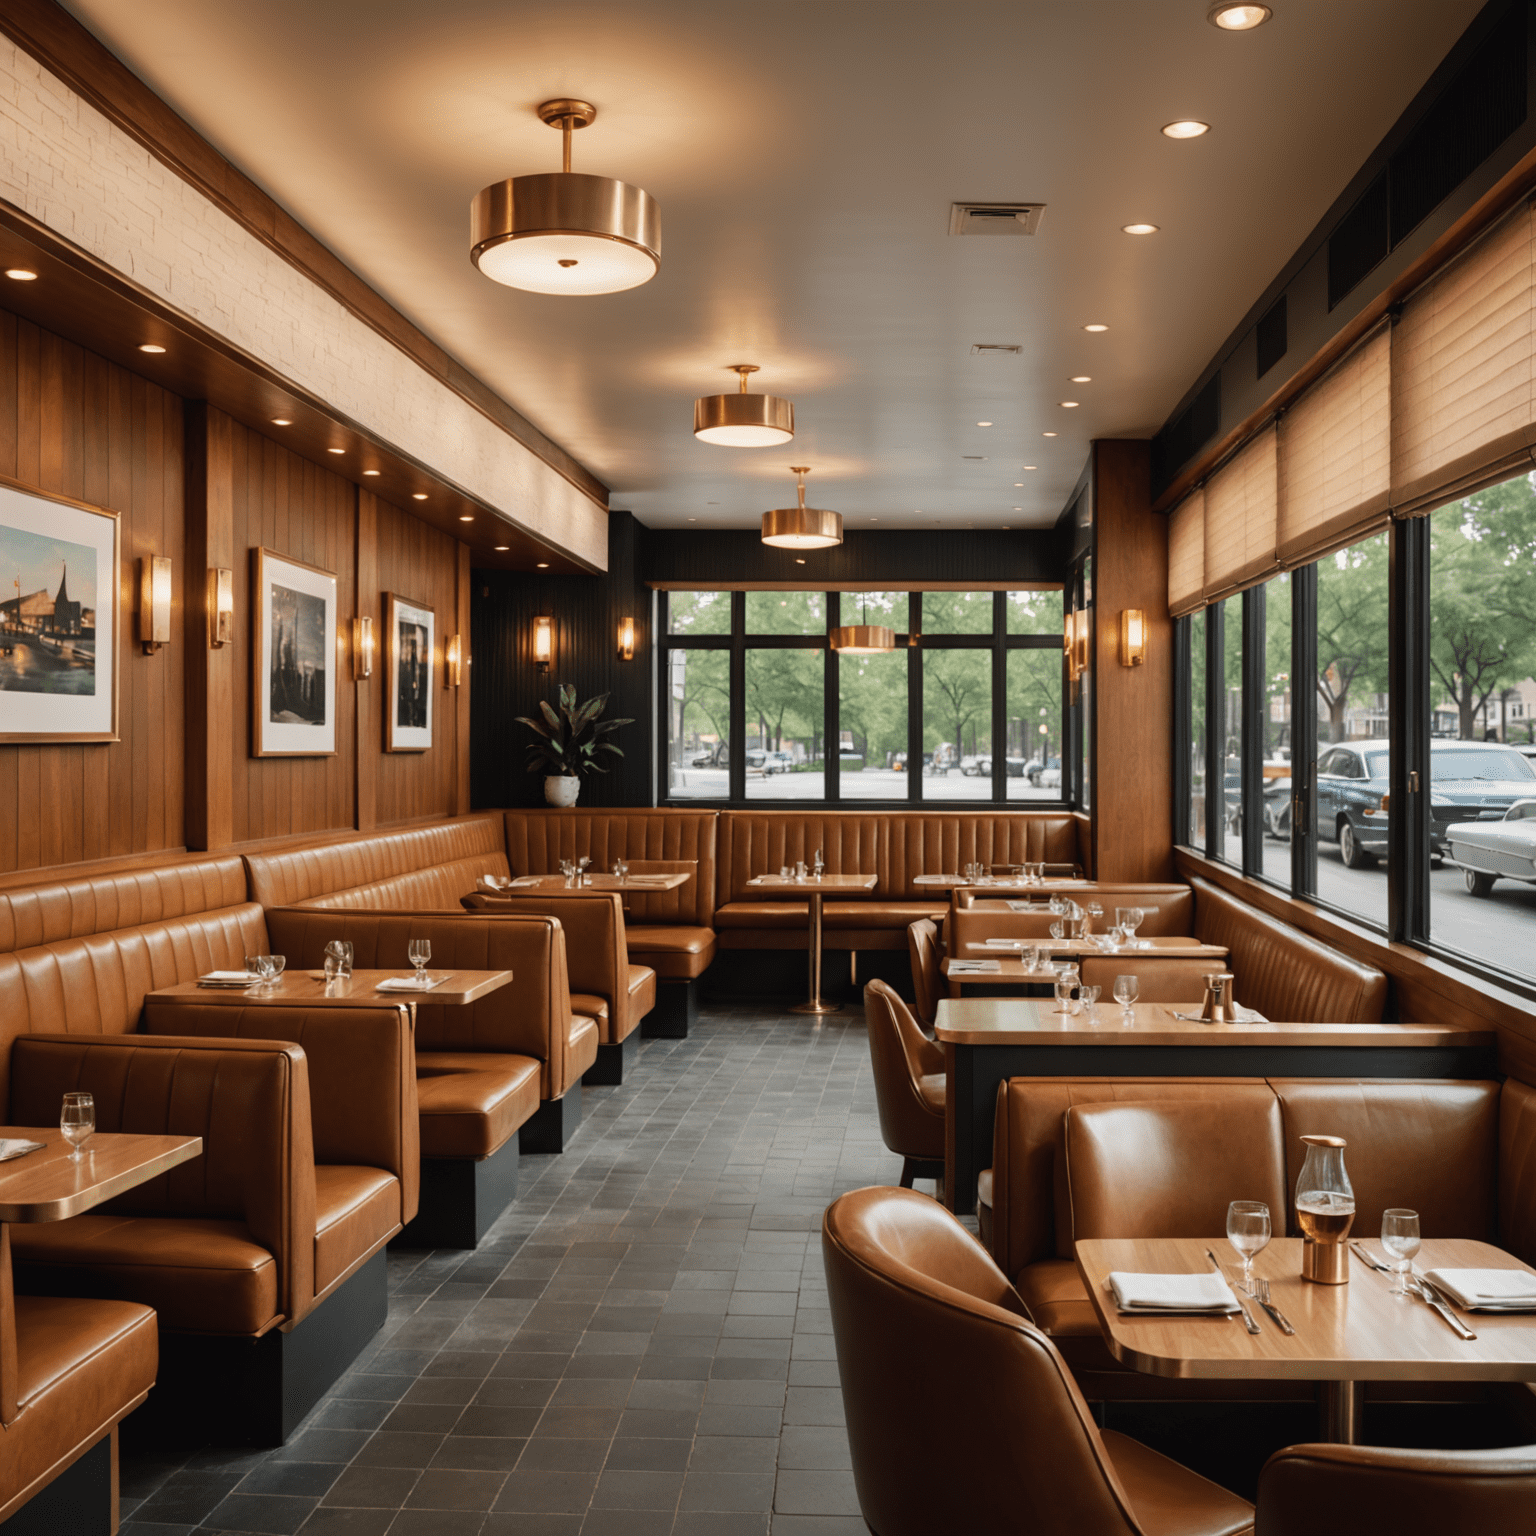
[1168,487,1205,618]
[1203,424,1278,599]
[1278,324,1391,564]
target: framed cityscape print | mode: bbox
[0,478,118,743]
[386,591,434,752]
[252,547,337,758]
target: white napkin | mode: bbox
[983,937,1029,949]
[1008,901,1048,913]
[947,959,1002,974]
[1108,1271,1240,1314]
[0,1138,45,1162]
[1423,1268,1536,1311]
[509,876,544,886]
[199,970,256,985]
[376,975,443,993]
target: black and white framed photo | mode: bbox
[253,547,337,758]
[0,479,118,743]
[386,591,434,752]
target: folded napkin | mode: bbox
[1108,1271,1240,1314]
[376,975,443,993]
[1423,1268,1536,1311]
[983,937,1029,949]
[1007,901,1049,912]
[947,959,1002,974]
[198,970,257,987]
[509,876,544,887]
[0,1137,45,1162]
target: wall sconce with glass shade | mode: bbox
[446,633,463,688]
[470,99,660,296]
[138,555,172,654]
[617,616,636,661]
[693,365,795,447]
[1119,608,1146,667]
[208,567,234,648]
[1074,608,1091,677]
[1063,610,1078,683]
[761,467,842,550]
[352,616,375,679]
[533,615,554,672]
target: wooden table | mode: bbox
[498,873,690,894]
[0,1126,203,1223]
[147,968,514,1010]
[912,875,1094,892]
[1076,1236,1536,1442]
[746,873,879,1015]
[944,936,1229,997]
[934,1000,1496,1216]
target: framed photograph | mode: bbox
[386,592,434,752]
[0,479,118,743]
[253,547,337,758]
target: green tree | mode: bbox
[745,648,822,757]
[668,649,729,764]
[924,649,991,760]
[1315,533,1390,742]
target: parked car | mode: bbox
[959,754,987,776]
[765,750,794,774]
[689,744,725,768]
[1263,776,1292,840]
[1447,798,1536,896]
[1005,755,1028,778]
[1028,756,1062,788]
[1315,738,1536,869]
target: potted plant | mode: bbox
[515,684,633,806]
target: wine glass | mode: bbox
[1113,974,1138,1016]
[408,938,432,986]
[61,1091,94,1161]
[1126,907,1146,946]
[1081,984,1101,1015]
[265,955,286,988]
[1381,1209,1421,1296]
[1227,1201,1272,1294]
[1021,944,1042,975]
[1049,919,1065,940]
[323,939,353,980]
[1052,975,1077,1015]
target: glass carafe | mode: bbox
[1295,1134,1354,1284]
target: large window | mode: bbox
[1188,608,1207,849]
[1258,572,1293,888]
[659,588,1067,805]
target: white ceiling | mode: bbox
[63,0,1483,536]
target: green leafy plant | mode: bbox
[515,684,633,778]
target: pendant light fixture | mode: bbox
[831,595,895,654]
[760,467,842,550]
[471,99,660,295]
[693,365,795,447]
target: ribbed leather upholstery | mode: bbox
[864,982,945,1167]
[906,919,942,1027]
[1190,878,1387,1022]
[718,813,887,905]
[1499,1077,1536,1267]
[243,816,510,910]
[884,814,1084,897]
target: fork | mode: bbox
[1254,1277,1296,1335]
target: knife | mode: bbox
[1205,1248,1262,1334]
[1410,1273,1478,1341]
[1350,1242,1393,1274]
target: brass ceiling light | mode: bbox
[831,594,895,654]
[470,98,660,295]
[760,467,842,550]
[693,365,795,447]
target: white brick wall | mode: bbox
[0,40,607,571]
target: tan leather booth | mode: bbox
[949,884,1196,955]
[988,1074,1531,1401]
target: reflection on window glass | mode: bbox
[745,591,824,636]
[1217,598,1244,864]
[668,591,731,635]
[1006,649,1062,800]
[665,650,730,799]
[1189,609,1207,848]
[1313,532,1390,930]
[842,591,908,632]
[839,650,908,800]
[1006,590,1064,634]
[1259,572,1293,886]
[922,591,994,634]
[744,650,824,798]
[922,651,992,799]
[1427,476,1536,983]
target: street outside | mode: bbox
[666,764,1061,803]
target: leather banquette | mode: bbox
[988,1074,1535,1399]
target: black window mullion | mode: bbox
[1206,600,1224,861]
[728,592,746,802]
[825,592,840,802]
[1291,564,1318,898]
[991,592,1007,801]
[1173,615,1192,846]
[1389,515,1430,943]
[909,593,924,802]
[1241,586,1266,876]
[656,592,671,803]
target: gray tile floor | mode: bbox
[121,1000,916,1536]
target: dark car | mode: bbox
[1315,738,1536,868]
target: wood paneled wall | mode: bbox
[0,315,185,873]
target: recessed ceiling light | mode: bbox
[363,469,380,476]
[138,343,166,354]
[1061,401,1079,408]
[412,493,428,501]
[493,544,509,551]
[4,268,37,281]
[1014,482,1024,487]
[1208,2,1271,30]
[458,514,474,522]
[271,418,292,426]
[976,421,993,427]
[1013,507,1022,511]
[1161,120,1210,140]
[1083,324,1109,333]
[1023,465,1037,470]
[537,562,549,568]
[1043,432,1058,438]
[1122,223,1160,235]
[1070,376,1091,383]
[794,558,806,565]
[687,517,697,522]
[327,447,345,454]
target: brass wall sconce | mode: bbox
[1063,610,1078,683]
[1119,608,1146,668]
[353,616,375,680]
[533,614,553,672]
[617,616,635,661]
[139,555,172,654]
[209,567,233,648]
[446,633,463,688]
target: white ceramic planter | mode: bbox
[544,775,581,807]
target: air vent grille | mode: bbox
[971,343,1022,355]
[1257,294,1288,380]
[949,203,1045,236]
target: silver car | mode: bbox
[1446,798,1536,897]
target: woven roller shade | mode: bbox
[1203,425,1278,599]
[1278,324,1391,564]
[1168,486,1205,617]
[1392,204,1536,516]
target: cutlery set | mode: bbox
[1203,1248,1294,1335]
[1351,1243,1478,1339]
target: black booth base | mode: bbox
[642,979,700,1038]
[703,949,911,1006]
[584,1029,640,1086]
[520,1087,584,1153]
[0,1430,112,1536]
[396,1136,521,1250]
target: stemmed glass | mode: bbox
[1080,984,1101,1016]
[1113,974,1138,1017]
[1052,975,1077,1015]
[559,859,575,887]
[1381,1209,1422,1296]
[61,1091,94,1161]
[1086,901,1104,935]
[1125,907,1146,946]
[323,940,353,981]
[1021,944,1042,976]
[244,954,276,986]
[1049,919,1065,940]
[407,938,432,986]
[265,955,286,989]
[1227,1200,1272,1295]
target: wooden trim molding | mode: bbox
[0,0,608,513]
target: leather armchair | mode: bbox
[823,1186,1256,1536]
[906,918,942,1027]
[1254,1442,1536,1535]
[864,980,944,1189]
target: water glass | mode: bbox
[323,939,353,980]
[243,953,267,982]
[265,955,286,987]
[1086,901,1104,933]
[1113,974,1138,1013]
[407,938,431,985]
[1081,984,1101,1015]
[1227,1200,1272,1293]
[1021,944,1042,974]
[795,861,808,881]
[1049,919,1065,940]
[61,1091,94,1161]
[1048,895,1066,915]
[779,865,790,878]
[1052,975,1077,1014]
[1126,907,1146,945]
[1381,1209,1422,1296]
